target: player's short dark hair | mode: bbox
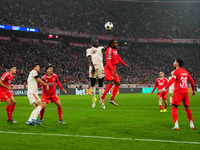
[176,59,184,67]
[109,39,116,47]
[9,65,16,69]
[91,38,98,43]
[33,63,40,68]
[45,64,53,71]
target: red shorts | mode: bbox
[0,90,12,102]
[172,90,190,106]
[157,92,168,100]
[42,93,60,104]
[104,66,119,82]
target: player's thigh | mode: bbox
[42,102,47,108]
[172,91,183,106]
[54,100,62,108]
[182,91,190,107]
[97,65,105,79]
[28,93,41,106]
[163,92,168,100]
[0,91,10,103]
[4,98,12,105]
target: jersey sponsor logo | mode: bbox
[181,73,188,76]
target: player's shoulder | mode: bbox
[98,46,104,49]
[41,74,46,78]
[52,74,58,78]
[2,71,10,77]
[86,48,91,51]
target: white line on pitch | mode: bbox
[0,131,132,141]
[135,139,200,145]
[0,131,200,145]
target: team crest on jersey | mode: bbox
[113,51,118,55]
[53,78,55,81]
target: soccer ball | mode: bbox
[105,22,113,30]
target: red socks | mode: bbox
[6,105,12,120]
[110,85,119,100]
[40,108,45,119]
[58,107,63,120]
[164,105,167,109]
[159,105,163,110]
[185,108,193,122]
[11,105,15,117]
[101,84,113,100]
[172,107,178,123]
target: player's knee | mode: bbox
[11,100,16,105]
[57,104,62,108]
[108,81,114,85]
[116,82,120,86]
[184,105,189,109]
[172,105,178,108]
[90,78,96,87]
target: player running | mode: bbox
[168,71,175,105]
[158,59,196,130]
[0,65,17,123]
[100,39,131,109]
[40,65,67,124]
[86,39,105,108]
[27,63,49,125]
[151,72,168,112]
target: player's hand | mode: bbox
[41,77,46,81]
[113,70,118,75]
[91,66,95,75]
[125,64,131,70]
[158,89,163,94]
[62,89,67,93]
[8,86,14,90]
[192,90,196,96]
[46,85,49,91]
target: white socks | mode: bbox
[190,121,194,128]
[99,88,104,99]
[28,106,42,122]
[91,87,96,100]
[28,109,36,122]
[33,106,42,120]
[170,97,172,104]
[175,121,179,128]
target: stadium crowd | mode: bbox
[0,0,200,38]
[0,40,199,85]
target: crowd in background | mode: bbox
[0,0,200,38]
[0,41,199,86]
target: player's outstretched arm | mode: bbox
[151,81,158,95]
[188,74,196,96]
[36,78,49,91]
[0,80,13,90]
[56,79,67,93]
[117,55,131,69]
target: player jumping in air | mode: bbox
[158,59,196,130]
[151,72,168,112]
[86,39,105,108]
[100,39,131,109]
[40,65,67,124]
[168,71,175,105]
[0,65,17,123]
[27,63,49,125]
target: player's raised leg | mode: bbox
[109,80,120,106]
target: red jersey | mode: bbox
[166,68,195,91]
[0,71,14,91]
[105,47,126,71]
[41,74,64,95]
[152,78,168,93]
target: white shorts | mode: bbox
[89,64,105,79]
[27,93,41,106]
[169,87,174,94]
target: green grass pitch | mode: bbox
[0,93,200,150]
